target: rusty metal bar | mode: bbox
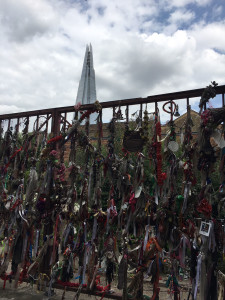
[113,106,116,118]
[187,97,189,107]
[46,114,49,135]
[64,112,67,132]
[155,101,158,117]
[51,109,61,136]
[140,103,143,126]
[1,85,225,120]
[7,119,11,131]
[125,105,129,128]
[37,115,52,133]
[16,118,20,133]
[61,114,71,128]
[36,115,39,132]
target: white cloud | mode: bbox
[189,21,225,51]
[169,9,195,25]
[0,0,224,120]
[0,0,58,42]
[164,0,212,8]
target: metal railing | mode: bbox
[0,85,224,137]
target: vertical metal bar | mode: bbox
[26,117,30,134]
[140,103,143,126]
[187,97,189,107]
[51,110,55,134]
[126,105,129,123]
[113,107,116,118]
[64,112,67,132]
[0,120,2,140]
[36,115,39,132]
[51,109,60,136]
[7,119,11,131]
[155,101,157,116]
[16,118,20,136]
[170,100,173,122]
[222,93,225,107]
[46,114,49,136]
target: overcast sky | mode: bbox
[0,0,225,121]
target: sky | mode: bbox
[0,0,225,123]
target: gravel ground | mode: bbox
[0,276,196,300]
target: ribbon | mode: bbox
[179,235,190,268]
[208,221,216,252]
[133,221,137,237]
[5,146,23,170]
[63,223,71,248]
[143,225,149,251]
[194,253,202,299]
[155,185,159,205]
[81,222,87,284]
[57,279,87,288]
[51,215,59,265]
[145,260,154,278]
[197,198,212,218]
[182,182,191,213]
[82,245,88,284]
[91,216,98,242]
[129,192,136,213]
[47,135,63,144]
[33,230,39,258]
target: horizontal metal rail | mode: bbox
[0,85,224,120]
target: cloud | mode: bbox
[164,0,212,8]
[0,0,224,121]
[168,9,195,25]
[0,0,58,42]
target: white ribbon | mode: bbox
[208,221,216,252]
[182,182,191,213]
[194,253,202,299]
[143,225,149,251]
[155,185,159,205]
[33,230,39,258]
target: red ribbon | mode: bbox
[47,135,63,144]
[5,146,23,170]
[129,192,136,213]
[197,198,212,218]
[57,280,87,288]
[201,110,211,126]
[122,148,130,157]
[80,110,96,122]
[10,198,22,211]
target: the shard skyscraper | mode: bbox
[75,44,97,123]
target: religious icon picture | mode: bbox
[199,221,211,237]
